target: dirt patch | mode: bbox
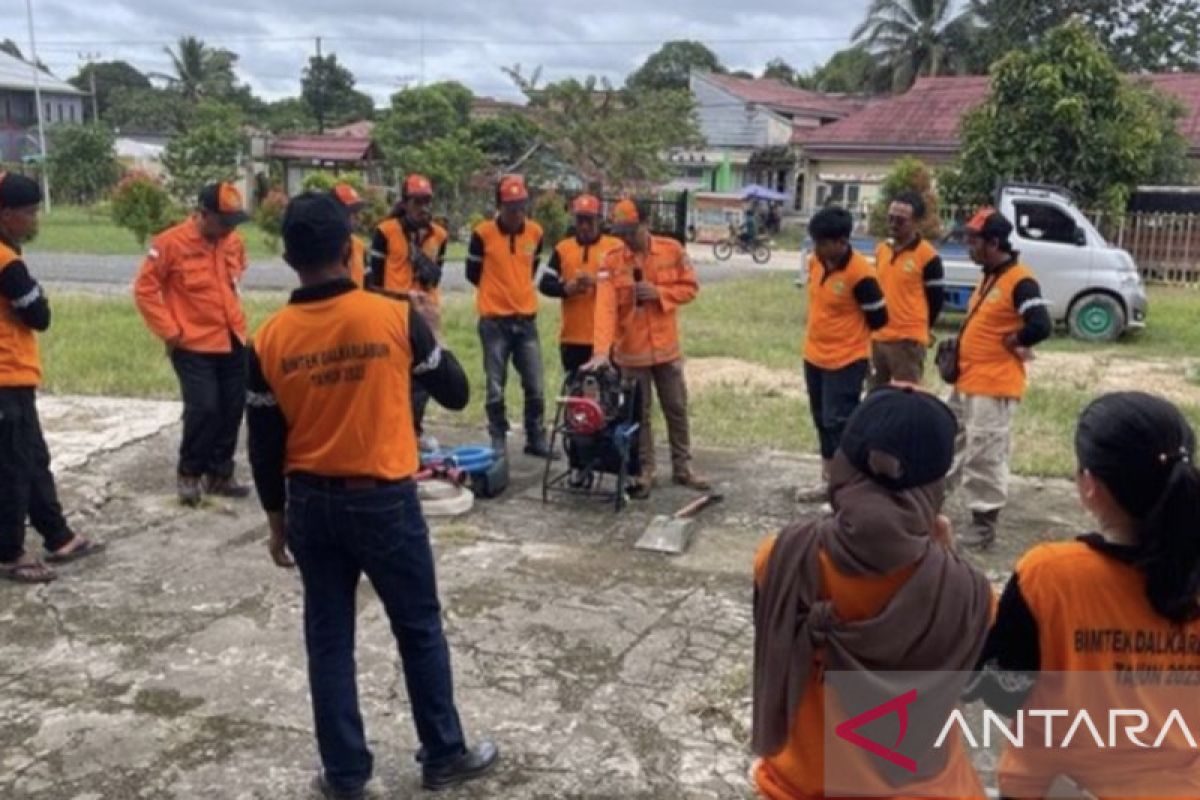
[1030,351,1200,405]
[685,357,804,399]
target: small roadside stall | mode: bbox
[690,192,745,243]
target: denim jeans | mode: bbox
[169,340,246,478]
[286,477,466,793]
[803,359,869,460]
[478,316,545,439]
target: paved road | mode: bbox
[27,246,804,293]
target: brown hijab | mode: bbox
[751,454,992,784]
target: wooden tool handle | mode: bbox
[674,493,723,519]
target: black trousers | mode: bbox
[803,359,869,460]
[0,387,73,562]
[412,384,430,436]
[170,341,247,479]
[560,343,593,375]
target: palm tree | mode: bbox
[852,0,977,92]
[161,36,211,102]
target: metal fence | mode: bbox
[1087,211,1200,286]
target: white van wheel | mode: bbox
[1068,292,1125,342]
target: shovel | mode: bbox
[635,492,724,554]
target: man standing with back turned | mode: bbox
[247,192,497,797]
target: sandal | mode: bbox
[0,559,58,584]
[45,537,106,564]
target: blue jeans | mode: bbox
[286,477,466,792]
[478,316,545,439]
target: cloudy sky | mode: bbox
[18,0,872,104]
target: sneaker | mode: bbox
[203,474,252,499]
[177,475,202,507]
[958,510,999,550]
[419,433,440,454]
[422,739,499,791]
[672,471,711,492]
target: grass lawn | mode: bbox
[27,205,467,262]
[38,274,1200,479]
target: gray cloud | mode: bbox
[25,0,870,104]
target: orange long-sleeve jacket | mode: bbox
[133,217,248,353]
[592,236,698,368]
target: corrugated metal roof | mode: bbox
[0,51,84,95]
[701,73,868,119]
[266,135,378,162]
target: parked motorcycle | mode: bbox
[713,229,772,264]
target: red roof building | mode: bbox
[261,134,384,195]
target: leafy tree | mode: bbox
[161,101,246,202]
[68,61,151,120]
[953,21,1191,213]
[506,70,703,187]
[386,132,488,208]
[806,46,887,94]
[532,191,570,248]
[157,36,242,103]
[46,124,121,205]
[971,0,1200,71]
[0,39,49,72]
[867,157,943,239]
[260,98,318,134]
[471,113,541,168]
[111,172,180,245]
[626,40,724,92]
[301,54,375,132]
[762,58,802,85]
[105,86,193,134]
[852,0,977,91]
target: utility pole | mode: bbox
[419,19,426,87]
[314,36,324,134]
[24,0,50,212]
[80,51,100,122]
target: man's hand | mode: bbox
[933,514,954,550]
[267,511,294,568]
[634,281,659,303]
[581,354,611,372]
[410,291,441,333]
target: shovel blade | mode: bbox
[635,514,696,554]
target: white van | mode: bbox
[940,184,1147,341]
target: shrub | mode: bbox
[531,191,570,247]
[111,172,180,246]
[300,170,365,193]
[254,189,289,253]
[47,124,121,205]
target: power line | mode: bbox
[33,34,851,50]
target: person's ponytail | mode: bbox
[1137,456,1200,624]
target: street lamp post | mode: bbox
[25,0,51,212]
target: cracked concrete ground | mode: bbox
[0,396,1089,799]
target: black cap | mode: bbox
[0,172,42,209]
[282,192,351,271]
[838,385,958,490]
[965,208,1014,242]
[198,182,250,226]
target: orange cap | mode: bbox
[964,207,1013,239]
[403,174,433,198]
[498,174,529,203]
[610,198,641,230]
[571,194,601,216]
[199,182,249,225]
[332,183,365,210]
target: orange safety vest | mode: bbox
[132,217,248,353]
[252,289,420,480]
[803,251,877,370]
[0,241,40,387]
[592,236,698,368]
[374,217,448,305]
[998,541,1200,799]
[752,537,987,800]
[554,234,622,346]
[956,262,1037,400]
[472,218,543,317]
[873,237,938,346]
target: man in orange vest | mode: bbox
[870,190,944,388]
[133,181,253,507]
[950,209,1051,549]
[246,192,496,796]
[537,194,622,374]
[467,175,551,459]
[795,206,888,503]
[586,199,709,497]
[331,183,367,287]
[0,173,105,584]
[366,174,448,452]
